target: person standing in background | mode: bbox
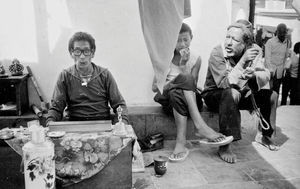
[281,42,300,105]
[264,23,290,95]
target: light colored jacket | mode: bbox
[264,36,290,79]
[203,44,270,93]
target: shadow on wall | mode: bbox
[1,0,155,106]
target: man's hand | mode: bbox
[242,47,259,65]
[46,118,55,127]
[179,48,190,66]
[242,67,255,79]
[178,48,190,73]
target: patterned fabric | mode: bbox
[5,125,136,187]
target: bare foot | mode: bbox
[218,144,236,163]
[195,128,225,142]
[255,134,279,151]
[169,142,189,161]
[173,142,186,156]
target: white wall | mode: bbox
[185,0,232,88]
[0,0,233,106]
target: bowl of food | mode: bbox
[47,131,66,138]
[0,129,14,140]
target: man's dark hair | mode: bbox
[276,23,287,35]
[180,23,193,38]
[294,42,300,54]
[68,32,96,54]
[227,23,253,48]
[276,23,287,42]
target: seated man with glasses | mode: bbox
[46,32,128,125]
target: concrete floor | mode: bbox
[132,106,300,189]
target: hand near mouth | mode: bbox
[242,47,259,64]
[179,48,190,65]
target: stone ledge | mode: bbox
[127,106,256,140]
[127,106,219,140]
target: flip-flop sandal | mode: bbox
[256,137,280,151]
[267,144,280,151]
[169,149,189,162]
[256,141,280,151]
[198,136,234,147]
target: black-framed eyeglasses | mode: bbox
[72,48,93,56]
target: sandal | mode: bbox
[169,148,189,162]
[196,134,234,147]
[256,135,280,151]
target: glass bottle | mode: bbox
[113,106,127,136]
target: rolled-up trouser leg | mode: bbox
[169,88,189,116]
[219,88,242,141]
[203,88,242,141]
[168,73,197,116]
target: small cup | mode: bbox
[154,155,168,177]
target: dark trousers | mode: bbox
[271,76,282,94]
[202,88,274,141]
[281,73,291,105]
[281,73,299,105]
[290,77,299,105]
[154,73,202,116]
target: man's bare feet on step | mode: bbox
[218,144,236,163]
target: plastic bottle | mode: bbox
[22,124,55,189]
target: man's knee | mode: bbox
[169,89,182,102]
[169,89,189,116]
[173,73,196,89]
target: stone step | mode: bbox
[128,106,257,140]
